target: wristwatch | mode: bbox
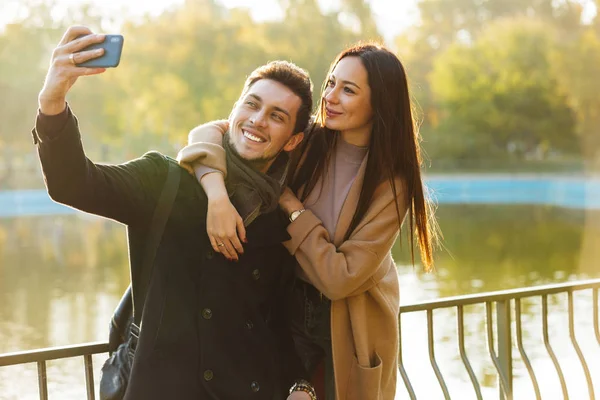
[289,208,306,222]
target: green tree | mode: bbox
[104,0,365,155]
[413,0,582,48]
[550,28,600,169]
[0,11,61,152]
[0,0,393,185]
[396,0,586,149]
[264,0,361,106]
[0,1,116,158]
[339,0,381,40]
[428,17,577,161]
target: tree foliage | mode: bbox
[398,0,599,168]
[550,28,600,164]
[428,17,577,160]
[1,0,599,182]
[0,0,373,161]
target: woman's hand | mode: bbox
[201,172,246,261]
[279,187,304,217]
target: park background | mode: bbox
[0,0,599,398]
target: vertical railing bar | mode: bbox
[427,309,451,399]
[496,300,513,400]
[485,302,511,400]
[398,314,417,399]
[594,288,600,346]
[457,305,483,400]
[398,362,417,400]
[84,354,96,400]
[5,283,600,400]
[515,298,541,400]
[542,294,569,399]
[37,360,48,400]
[568,291,595,400]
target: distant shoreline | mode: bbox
[2,174,600,218]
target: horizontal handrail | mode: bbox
[400,278,600,313]
[398,278,600,399]
[0,342,109,367]
[1,279,599,400]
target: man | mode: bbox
[34,26,314,400]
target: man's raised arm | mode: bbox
[34,26,166,226]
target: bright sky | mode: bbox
[0,0,420,44]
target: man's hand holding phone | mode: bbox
[38,26,119,116]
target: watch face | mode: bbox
[290,209,304,222]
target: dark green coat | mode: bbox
[33,108,303,399]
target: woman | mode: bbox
[178,43,438,399]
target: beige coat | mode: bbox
[178,126,406,400]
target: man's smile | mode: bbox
[242,129,266,143]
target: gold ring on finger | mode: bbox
[69,53,76,65]
[217,243,225,247]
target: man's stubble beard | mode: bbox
[225,132,282,173]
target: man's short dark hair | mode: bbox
[242,61,313,134]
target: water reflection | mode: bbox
[393,205,600,399]
[0,205,599,399]
[394,205,600,299]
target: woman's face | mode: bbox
[322,56,373,136]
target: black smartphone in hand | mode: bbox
[76,34,124,68]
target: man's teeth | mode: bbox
[243,130,265,143]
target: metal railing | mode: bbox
[0,342,109,400]
[1,279,598,399]
[398,278,600,399]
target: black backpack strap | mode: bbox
[133,159,181,328]
[108,285,134,352]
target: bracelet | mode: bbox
[289,379,317,400]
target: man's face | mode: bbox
[228,79,304,172]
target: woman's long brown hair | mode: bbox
[290,43,438,272]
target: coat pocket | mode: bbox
[346,352,383,400]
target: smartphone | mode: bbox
[76,34,124,68]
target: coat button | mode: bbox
[250,381,260,392]
[202,308,213,319]
[245,320,253,330]
[252,269,260,280]
[206,250,214,260]
[204,370,214,381]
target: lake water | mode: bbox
[0,177,599,399]
[2,174,600,217]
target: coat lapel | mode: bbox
[332,152,368,247]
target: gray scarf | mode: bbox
[223,133,289,227]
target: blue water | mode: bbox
[0,189,76,218]
[1,175,599,217]
[427,175,600,209]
